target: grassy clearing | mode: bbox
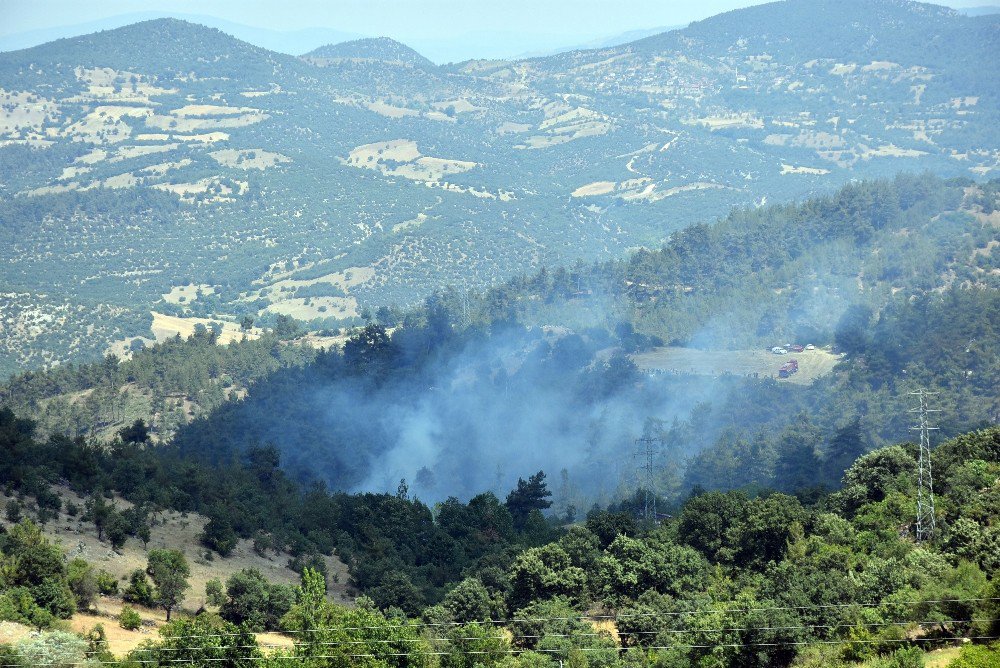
[923,645,964,668]
[262,296,359,320]
[209,148,291,170]
[150,312,259,344]
[631,346,841,385]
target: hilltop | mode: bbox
[303,37,436,69]
[0,18,311,88]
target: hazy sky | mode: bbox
[1,0,983,36]
[0,0,989,61]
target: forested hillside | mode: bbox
[1,0,997,375]
[0,325,319,442]
[2,406,999,666]
[4,175,997,503]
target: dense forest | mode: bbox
[0,321,317,442]
[469,175,999,347]
[2,410,999,666]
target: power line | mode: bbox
[72,596,1000,641]
[110,617,1000,654]
[5,633,1000,667]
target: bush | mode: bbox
[5,499,22,523]
[84,623,112,662]
[219,569,294,631]
[118,605,142,631]
[200,515,238,557]
[12,631,89,668]
[205,578,226,607]
[66,559,97,610]
[104,511,130,550]
[122,570,155,607]
[867,647,924,668]
[96,570,118,596]
[949,642,1000,668]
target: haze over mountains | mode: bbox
[0,0,997,376]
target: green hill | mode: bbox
[0,0,997,378]
[303,37,437,70]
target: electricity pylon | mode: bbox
[909,390,939,542]
[634,436,661,522]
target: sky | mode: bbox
[0,0,992,62]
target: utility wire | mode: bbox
[80,595,1000,642]
[123,616,1000,653]
[8,616,995,666]
[4,634,1000,667]
[4,596,995,667]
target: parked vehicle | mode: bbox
[778,359,799,378]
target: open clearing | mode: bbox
[781,163,831,175]
[209,148,291,170]
[161,283,215,304]
[262,296,360,320]
[572,179,726,202]
[261,266,375,294]
[150,311,259,344]
[343,139,477,181]
[631,346,841,384]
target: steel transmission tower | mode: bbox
[909,390,939,542]
[634,436,661,522]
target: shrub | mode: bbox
[66,559,98,610]
[949,642,1000,668]
[13,631,88,667]
[96,570,118,596]
[118,605,142,631]
[122,570,155,607]
[205,578,225,607]
[200,515,238,557]
[5,499,22,523]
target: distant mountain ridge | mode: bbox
[0,18,311,88]
[958,5,1000,16]
[0,12,364,56]
[635,0,990,66]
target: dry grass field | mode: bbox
[150,311,260,344]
